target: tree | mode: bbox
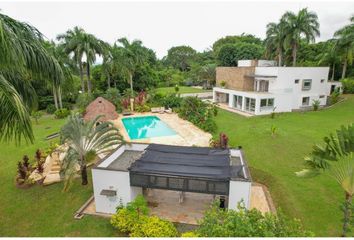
[0,12,64,143]
[296,124,354,236]
[199,64,216,88]
[165,45,197,71]
[57,27,104,93]
[318,41,340,81]
[334,16,354,79]
[212,34,263,54]
[265,20,286,66]
[60,113,123,187]
[194,201,313,237]
[282,8,320,66]
[217,42,263,66]
[114,38,148,96]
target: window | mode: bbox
[260,98,274,110]
[295,79,300,84]
[321,79,325,83]
[302,79,312,90]
[319,95,325,98]
[302,97,310,106]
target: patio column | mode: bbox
[229,94,234,108]
[241,96,246,111]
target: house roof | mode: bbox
[83,97,119,122]
[129,144,247,181]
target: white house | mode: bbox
[92,143,252,215]
[213,60,342,115]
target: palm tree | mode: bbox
[265,20,286,66]
[282,8,320,66]
[297,124,354,236]
[57,27,86,92]
[60,113,124,188]
[199,64,216,89]
[334,17,354,79]
[0,12,64,143]
[318,41,340,81]
[115,37,146,96]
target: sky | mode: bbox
[1,0,353,59]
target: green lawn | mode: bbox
[0,96,353,236]
[213,94,354,236]
[154,86,211,95]
[0,116,120,237]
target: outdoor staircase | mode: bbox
[43,152,62,185]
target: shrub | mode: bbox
[220,80,226,87]
[31,111,43,124]
[121,98,130,110]
[181,231,199,237]
[178,97,218,133]
[76,93,94,109]
[330,88,341,105]
[162,93,182,109]
[210,132,229,149]
[34,149,44,173]
[54,108,70,119]
[46,104,56,114]
[135,104,150,113]
[104,88,121,107]
[130,216,179,237]
[312,100,320,111]
[174,85,180,93]
[341,78,354,93]
[16,155,33,185]
[194,201,313,237]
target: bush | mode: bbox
[181,231,199,237]
[76,93,94,109]
[210,132,229,148]
[194,202,313,237]
[46,104,56,114]
[104,88,121,107]
[312,100,320,111]
[54,108,70,119]
[162,93,182,109]
[130,216,179,237]
[178,97,218,133]
[341,78,354,93]
[31,111,43,124]
[330,88,341,105]
[135,104,150,113]
[111,195,178,237]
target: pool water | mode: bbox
[122,116,177,140]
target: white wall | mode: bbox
[228,181,252,210]
[92,169,142,214]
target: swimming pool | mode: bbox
[122,116,177,140]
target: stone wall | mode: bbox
[216,67,255,91]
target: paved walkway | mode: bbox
[180,92,213,99]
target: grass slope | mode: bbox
[213,94,354,236]
[155,86,211,95]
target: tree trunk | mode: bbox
[292,43,297,67]
[129,72,133,96]
[331,63,335,81]
[342,59,347,79]
[107,72,111,89]
[80,164,88,185]
[278,46,282,67]
[87,63,92,94]
[342,192,352,237]
[53,86,59,110]
[79,62,85,93]
[58,86,63,109]
[113,78,117,88]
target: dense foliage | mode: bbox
[111,195,179,237]
[193,202,313,237]
[178,97,218,133]
[341,78,354,93]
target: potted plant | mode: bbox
[220,81,226,88]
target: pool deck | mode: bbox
[111,112,212,147]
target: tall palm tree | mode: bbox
[57,27,86,92]
[0,12,64,143]
[297,124,354,236]
[265,20,286,66]
[318,41,340,81]
[334,17,354,79]
[60,113,124,188]
[115,37,146,96]
[199,64,216,89]
[282,8,320,66]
